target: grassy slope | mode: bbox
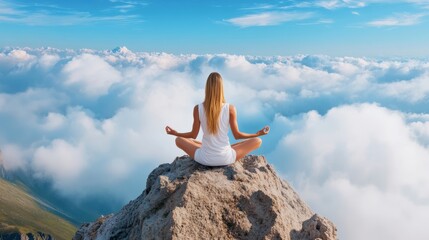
[0,178,76,240]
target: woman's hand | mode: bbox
[256,126,270,136]
[165,126,178,136]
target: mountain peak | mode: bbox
[73,155,336,239]
[111,46,132,54]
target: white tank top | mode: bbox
[194,103,236,166]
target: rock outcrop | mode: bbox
[73,155,336,240]
[0,232,53,240]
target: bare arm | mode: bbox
[165,105,200,139]
[229,104,269,140]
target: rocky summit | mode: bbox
[73,155,336,240]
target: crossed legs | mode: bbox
[231,138,262,160]
[175,137,201,159]
[175,137,262,161]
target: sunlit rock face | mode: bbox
[73,155,336,240]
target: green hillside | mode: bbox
[0,178,77,240]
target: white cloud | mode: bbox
[38,54,60,69]
[33,139,87,184]
[317,0,348,9]
[408,113,429,146]
[62,54,121,97]
[225,11,313,27]
[290,0,429,10]
[240,4,276,11]
[378,72,429,102]
[258,89,288,101]
[1,47,429,238]
[1,144,27,171]
[368,13,425,26]
[42,112,66,131]
[269,104,429,239]
[0,88,64,120]
[0,49,36,73]
[410,121,429,146]
[273,0,366,10]
[9,49,34,61]
[299,177,429,240]
[109,0,148,6]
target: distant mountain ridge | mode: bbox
[0,178,76,240]
[0,149,116,226]
[111,46,132,55]
[0,150,76,239]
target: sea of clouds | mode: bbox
[1,46,429,239]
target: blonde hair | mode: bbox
[204,72,226,135]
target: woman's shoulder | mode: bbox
[195,102,203,109]
[228,103,236,113]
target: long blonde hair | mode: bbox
[203,72,226,135]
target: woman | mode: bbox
[165,72,269,166]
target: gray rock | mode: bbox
[0,232,53,240]
[73,155,337,240]
[291,214,337,240]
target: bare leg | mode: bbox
[190,139,202,147]
[175,137,201,159]
[231,138,262,161]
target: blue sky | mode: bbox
[1,0,429,56]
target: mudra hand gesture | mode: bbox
[256,126,270,136]
[165,126,178,136]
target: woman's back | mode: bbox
[195,102,236,166]
[166,71,268,166]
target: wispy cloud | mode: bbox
[280,0,429,10]
[277,0,366,10]
[368,13,425,27]
[113,4,135,13]
[316,0,366,9]
[0,12,143,26]
[298,18,334,25]
[0,0,144,26]
[240,4,276,11]
[109,0,147,6]
[0,3,20,15]
[225,11,313,27]
[109,0,148,13]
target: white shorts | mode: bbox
[194,147,237,166]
